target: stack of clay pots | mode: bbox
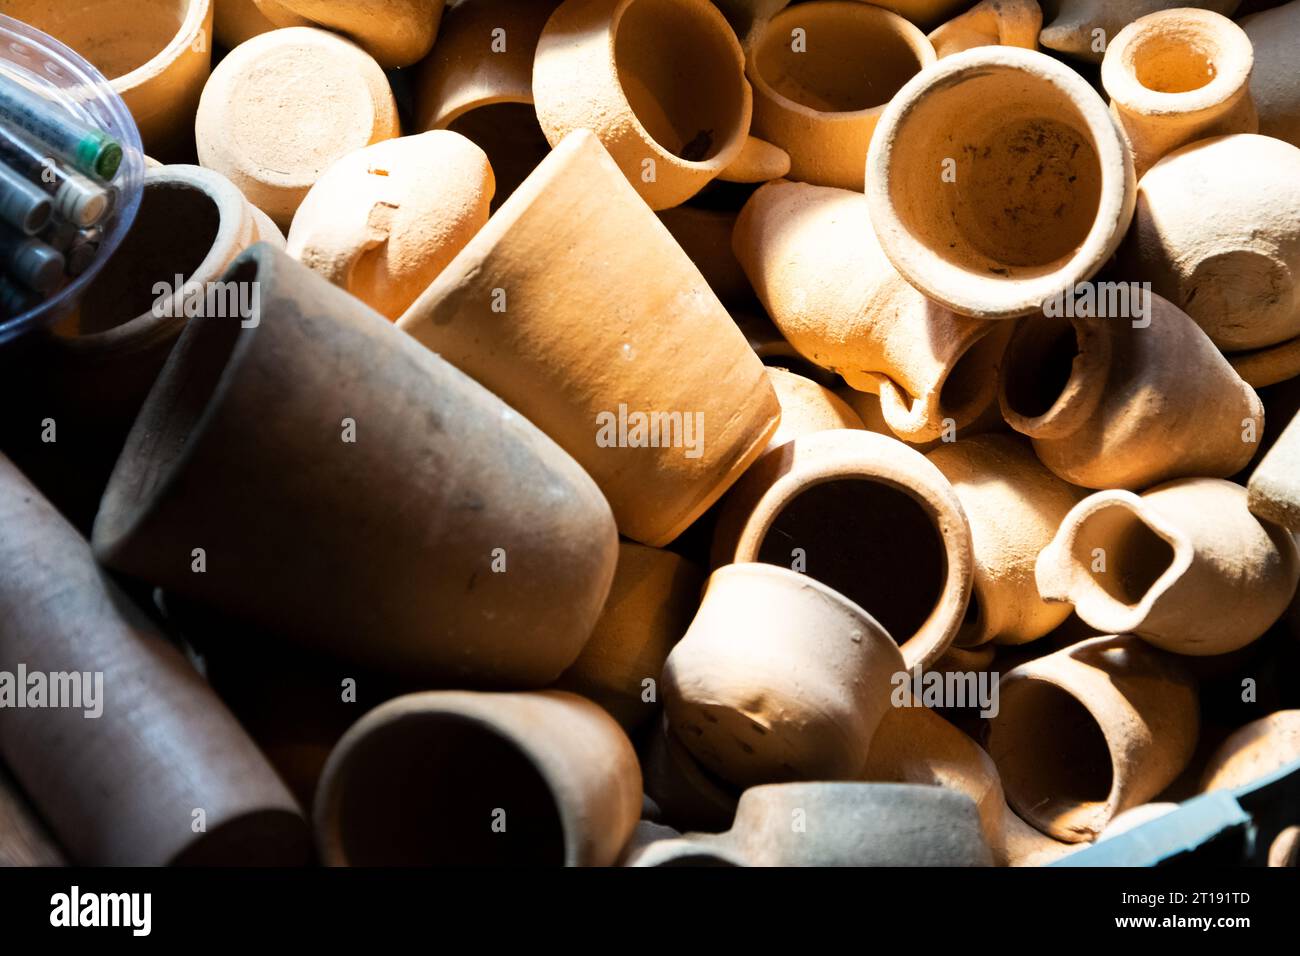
[1,0,1299,869]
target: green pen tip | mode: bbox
[94,140,122,181]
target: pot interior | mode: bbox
[1067,502,1176,607]
[1129,28,1219,94]
[7,1,190,81]
[447,102,550,212]
[1001,315,1079,420]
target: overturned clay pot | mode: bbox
[866,46,1136,320]
[745,1,935,190]
[92,243,618,685]
[712,429,974,672]
[1040,0,1239,65]
[928,0,1042,59]
[987,634,1198,843]
[998,295,1263,489]
[287,131,494,320]
[1200,711,1300,792]
[259,0,445,67]
[1037,479,1300,657]
[1241,0,1300,149]
[196,27,400,229]
[315,691,642,865]
[532,0,752,210]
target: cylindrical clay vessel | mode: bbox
[712,430,973,672]
[258,0,445,67]
[987,634,1198,843]
[0,454,310,866]
[866,46,1136,319]
[314,691,642,866]
[92,244,618,686]
[1039,0,1239,65]
[399,130,780,547]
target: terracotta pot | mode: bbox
[639,714,739,832]
[0,453,310,865]
[928,0,1042,59]
[553,542,705,732]
[1037,479,1300,657]
[1040,0,1239,64]
[92,243,618,685]
[257,0,444,67]
[1121,134,1300,387]
[1249,410,1300,532]
[987,634,1198,842]
[998,296,1263,489]
[866,46,1136,320]
[8,1,213,160]
[1200,711,1300,792]
[734,180,1013,443]
[0,764,65,866]
[215,0,307,47]
[314,690,641,865]
[398,130,780,547]
[927,435,1086,647]
[532,0,752,210]
[286,132,493,320]
[745,2,934,190]
[196,27,400,229]
[1101,10,1256,179]
[1241,1,1300,149]
[0,163,275,532]
[862,706,1006,861]
[763,367,865,451]
[712,430,974,671]
[413,0,558,211]
[657,204,753,306]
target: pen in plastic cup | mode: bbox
[0,74,122,181]
[0,123,111,226]
[0,156,52,234]
[0,222,64,293]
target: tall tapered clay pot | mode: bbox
[314,690,641,865]
[987,634,1198,842]
[734,180,1013,443]
[532,0,752,210]
[866,46,1136,319]
[1241,1,1300,149]
[0,454,310,865]
[398,130,780,547]
[928,0,1041,59]
[998,296,1263,489]
[256,0,445,67]
[1039,0,1239,64]
[92,243,618,685]
[712,430,973,671]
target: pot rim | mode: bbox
[110,0,211,95]
[998,313,1113,441]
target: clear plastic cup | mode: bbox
[0,12,145,344]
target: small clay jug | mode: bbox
[398,130,780,547]
[0,764,65,866]
[663,563,904,788]
[414,0,559,210]
[553,542,705,732]
[1248,411,1300,532]
[314,690,642,865]
[8,0,213,160]
[928,434,1087,646]
[0,454,311,866]
[866,46,1136,320]
[286,131,494,320]
[712,430,974,672]
[257,0,445,67]
[1037,479,1300,656]
[928,0,1041,59]
[196,27,400,228]
[1040,0,1238,64]
[1200,711,1300,792]
[734,180,1013,443]
[532,0,752,210]
[92,243,618,685]
[1102,9,1257,179]
[987,634,1198,843]
[1121,134,1300,388]
[998,295,1264,489]
[745,2,935,190]
[1241,0,1300,149]
[763,367,865,451]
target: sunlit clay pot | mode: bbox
[1249,411,1300,533]
[532,0,752,209]
[92,244,618,685]
[0,454,311,866]
[866,47,1136,320]
[928,0,1042,59]
[763,366,865,451]
[745,2,934,190]
[712,430,973,672]
[987,635,1198,843]
[414,0,559,210]
[663,563,904,788]
[1040,0,1239,65]
[196,27,400,228]
[214,0,307,48]
[1037,479,1300,657]
[1101,10,1256,179]
[286,131,494,320]
[314,691,641,865]
[734,180,1013,443]
[399,131,780,547]
[928,434,1086,647]
[1200,711,1300,792]
[258,0,445,67]
[998,296,1263,489]
[1241,1,1300,149]
[1121,134,1300,388]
